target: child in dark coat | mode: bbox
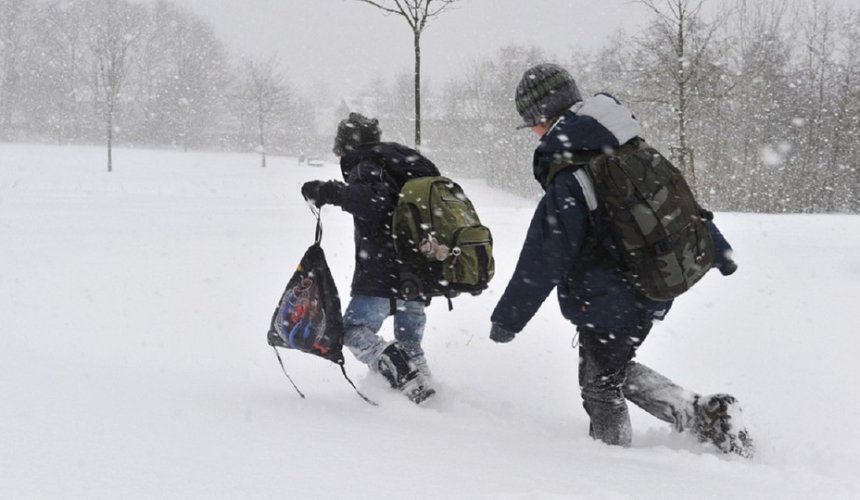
[302,113,438,404]
[489,64,753,457]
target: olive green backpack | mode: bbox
[391,177,494,302]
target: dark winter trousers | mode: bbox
[578,315,662,447]
[578,322,699,446]
[578,321,650,446]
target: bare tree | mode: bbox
[636,0,723,195]
[793,0,841,211]
[359,72,414,145]
[233,56,287,168]
[0,0,29,135]
[85,0,147,172]
[136,0,228,151]
[435,45,545,193]
[354,0,457,148]
[837,8,860,213]
[32,0,90,144]
[700,0,793,211]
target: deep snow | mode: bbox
[1,143,859,499]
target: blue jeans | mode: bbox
[342,295,428,374]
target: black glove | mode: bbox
[718,259,738,276]
[490,323,516,343]
[713,248,738,276]
[301,180,344,208]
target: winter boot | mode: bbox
[624,362,754,457]
[377,343,435,404]
[692,394,755,458]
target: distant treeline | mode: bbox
[0,0,324,166]
[0,0,857,212]
[426,0,860,214]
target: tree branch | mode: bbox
[355,0,410,22]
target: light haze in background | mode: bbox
[169,0,655,98]
[171,0,859,99]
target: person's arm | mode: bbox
[707,219,738,276]
[339,161,397,223]
[302,161,395,224]
[490,172,590,336]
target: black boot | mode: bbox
[692,394,755,458]
[377,343,435,404]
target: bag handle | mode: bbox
[308,204,323,244]
[272,346,378,406]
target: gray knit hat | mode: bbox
[332,112,381,156]
[515,63,582,128]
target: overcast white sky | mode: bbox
[169,0,656,99]
[169,0,858,101]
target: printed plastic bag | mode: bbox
[267,243,344,364]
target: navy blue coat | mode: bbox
[491,95,734,334]
[335,142,440,298]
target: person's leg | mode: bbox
[392,299,429,377]
[622,331,755,457]
[343,296,433,403]
[578,324,647,447]
[623,361,698,431]
[391,299,435,403]
[342,295,391,369]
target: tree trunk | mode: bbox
[413,30,422,148]
[676,4,697,196]
[107,102,113,173]
[258,103,266,168]
[183,113,190,153]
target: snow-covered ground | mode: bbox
[2,143,859,499]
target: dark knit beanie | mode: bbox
[332,112,381,156]
[515,63,582,128]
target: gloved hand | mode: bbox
[718,259,738,276]
[490,323,516,343]
[301,180,344,208]
[714,249,738,276]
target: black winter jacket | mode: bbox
[491,94,734,334]
[335,142,440,298]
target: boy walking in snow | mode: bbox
[301,112,437,404]
[488,63,754,456]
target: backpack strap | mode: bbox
[548,138,645,207]
[543,152,600,212]
[572,168,598,211]
[552,140,641,270]
[544,151,597,187]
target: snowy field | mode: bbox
[2,142,859,499]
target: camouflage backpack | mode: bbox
[550,139,715,301]
[391,177,494,302]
